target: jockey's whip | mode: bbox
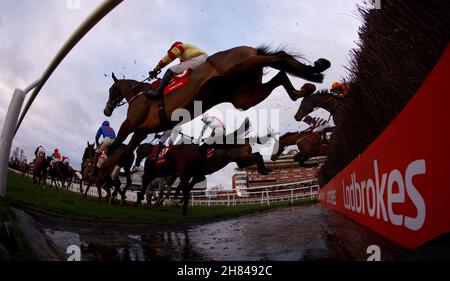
[178,131,195,141]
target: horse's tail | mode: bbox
[256,45,328,83]
[256,45,297,57]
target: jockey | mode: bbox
[34,145,46,158]
[146,41,208,98]
[198,113,225,146]
[96,121,116,154]
[51,148,62,166]
[62,156,70,166]
[95,121,116,169]
[303,115,335,143]
[330,81,350,98]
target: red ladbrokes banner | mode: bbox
[318,45,450,249]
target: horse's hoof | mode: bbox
[314,58,331,72]
[299,83,316,97]
[258,168,271,175]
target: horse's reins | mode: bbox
[111,83,148,108]
[112,70,163,107]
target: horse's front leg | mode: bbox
[121,170,132,202]
[84,183,91,198]
[265,71,317,101]
[179,176,194,216]
[124,128,149,159]
[107,119,133,157]
[252,152,272,174]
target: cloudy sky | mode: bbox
[0,0,371,188]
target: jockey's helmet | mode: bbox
[303,116,315,125]
[170,41,183,50]
[331,82,342,91]
[102,121,110,127]
[54,148,59,152]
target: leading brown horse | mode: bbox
[104,46,330,165]
[271,131,330,167]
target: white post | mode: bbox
[310,185,313,200]
[0,89,26,197]
[290,189,293,204]
[227,194,230,207]
[0,79,40,198]
[266,191,270,205]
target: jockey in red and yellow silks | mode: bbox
[147,41,208,98]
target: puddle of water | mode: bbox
[37,204,411,261]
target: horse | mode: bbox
[48,162,77,189]
[18,161,30,177]
[81,142,135,203]
[32,155,49,186]
[103,46,330,167]
[271,131,330,167]
[137,124,273,215]
[294,89,344,124]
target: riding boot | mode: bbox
[146,70,173,98]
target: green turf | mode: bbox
[5,171,316,223]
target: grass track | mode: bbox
[5,171,316,224]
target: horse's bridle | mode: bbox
[110,82,148,108]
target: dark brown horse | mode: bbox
[48,162,77,189]
[32,155,49,186]
[271,131,330,167]
[294,89,344,124]
[137,134,273,215]
[104,46,330,165]
[82,142,135,203]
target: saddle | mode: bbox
[148,69,192,96]
[149,146,173,166]
[207,148,215,159]
[148,69,192,126]
[149,146,215,166]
